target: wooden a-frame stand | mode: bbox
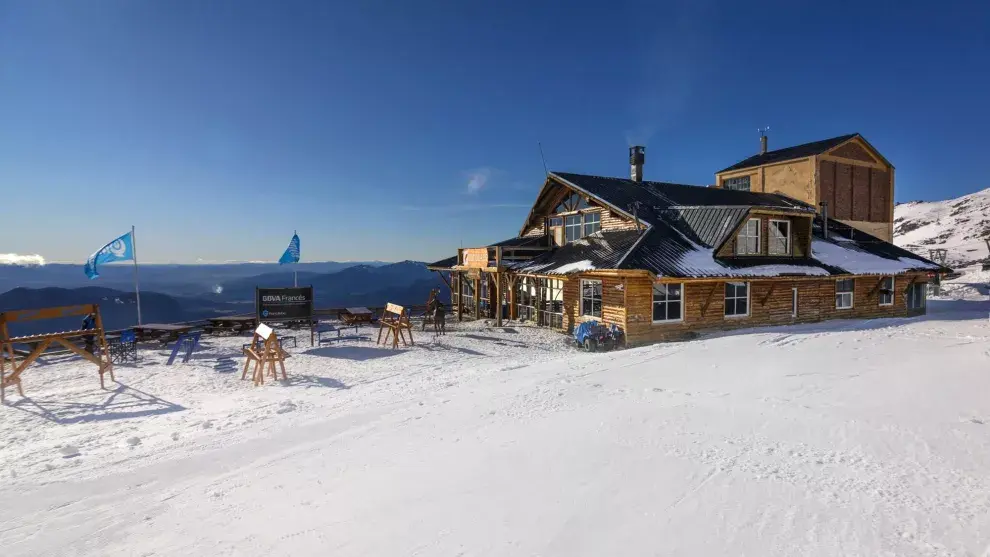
[242,324,288,386]
[377,303,414,349]
[1,304,114,403]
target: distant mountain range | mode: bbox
[0,261,449,334]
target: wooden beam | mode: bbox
[700,283,718,317]
[760,282,777,307]
[867,276,885,298]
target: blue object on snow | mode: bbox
[573,320,598,345]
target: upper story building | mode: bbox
[714,134,894,242]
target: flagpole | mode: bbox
[131,225,143,325]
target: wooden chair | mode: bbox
[376,303,414,349]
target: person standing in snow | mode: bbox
[81,312,96,354]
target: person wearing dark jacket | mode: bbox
[81,313,96,354]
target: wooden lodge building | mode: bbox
[427,134,945,346]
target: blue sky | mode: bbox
[1,1,987,264]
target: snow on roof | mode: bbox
[811,239,940,275]
[668,241,831,278]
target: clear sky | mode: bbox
[1,0,987,264]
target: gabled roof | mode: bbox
[426,255,458,270]
[717,133,859,173]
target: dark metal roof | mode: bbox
[717,133,858,173]
[549,172,810,228]
[489,236,549,248]
[426,255,458,269]
[661,207,750,248]
[508,230,642,275]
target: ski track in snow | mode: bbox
[2,304,990,556]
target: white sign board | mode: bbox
[255,323,273,340]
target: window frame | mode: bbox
[583,211,601,236]
[907,282,927,310]
[835,278,855,310]
[723,176,751,191]
[769,219,791,256]
[564,214,583,243]
[652,282,684,324]
[736,218,762,255]
[580,279,603,319]
[724,281,750,318]
[878,276,894,306]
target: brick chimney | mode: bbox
[760,135,768,154]
[629,146,645,182]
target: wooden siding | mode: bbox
[716,213,812,258]
[852,165,871,221]
[601,207,638,232]
[763,159,815,205]
[561,274,627,333]
[830,141,878,163]
[622,273,928,346]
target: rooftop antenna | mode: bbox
[538,142,549,178]
[758,126,771,154]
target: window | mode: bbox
[583,212,601,236]
[791,287,798,318]
[769,219,791,255]
[907,282,927,310]
[539,278,564,329]
[652,283,683,322]
[879,277,894,306]
[554,192,589,213]
[565,215,582,243]
[581,280,602,318]
[736,218,761,255]
[461,277,476,315]
[724,282,749,317]
[517,277,537,322]
[835,278,854,309]
[723,176,751,191]
[549,217,563,227]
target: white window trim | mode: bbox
[769,219,791,256]
[724,281,751,319]
[878,276,895,306]
[736,218,761,255]
[652,282,685,325]
[791,287,798,318]
[580,279,602,318]
[836,279,855,310]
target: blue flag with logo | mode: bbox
[84,232,134,279]
[278,232,300,265]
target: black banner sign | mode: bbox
[256,286,313,324]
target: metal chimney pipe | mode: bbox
[629,146,645,182]
[820,201,829,240]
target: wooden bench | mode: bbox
[1,304,114,402]
[376,303,413,349]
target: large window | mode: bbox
[539,278,564,329]
[769,219,791,255]
[565,215,583,243]
[583,212,601,236]
[724,282,749,317]
[907,282,927,310]
[723,176,751,191]
[736,218,761,255]
[652,283,683,323]
[517,277,537,322]
[581,280,602,318]
[836,278,854,309]
[879,277,894,306]
[554,192,590,213]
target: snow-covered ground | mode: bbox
[3,304,990,556]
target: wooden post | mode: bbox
[474,276,481,319]
[457,272,464,322]
[495,272,503,327]
[507,274,518,321]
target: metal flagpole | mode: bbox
[131,225,143,325]
[294,269,298,287]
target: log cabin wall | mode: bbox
[716,212,814,258]
[622,272,928,346]
[560,273,629,333]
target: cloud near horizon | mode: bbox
[0,253,46,266]
[465,168,493,194]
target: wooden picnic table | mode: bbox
[206,316,257,334]
[340,307,375,325]
[134,323,196,344]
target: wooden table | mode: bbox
[206,316,257,334]
[340,307,374,325]
[134,324,195,344]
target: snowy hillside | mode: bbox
[3,303,990,556]
[894,187,990,298]
[894,187,990,268]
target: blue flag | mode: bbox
[84,232,134,279]
[278,233,300,265]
